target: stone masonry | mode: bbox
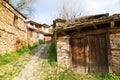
[110,32,120,75]
[0,0,28,54]
[56,36,72,69]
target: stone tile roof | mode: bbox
[27,21,42,26]
[56,13,120,31]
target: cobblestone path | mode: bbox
[13,43,55,80]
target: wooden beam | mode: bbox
[93,24,97,29]
[61,32,66,35]
[76,27,81,32]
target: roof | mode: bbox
[27,21,50,28]
[53,18,66,22]
[73,13,109,23]
[55,13,120,32]
[27,25,53,36]
[42,24,50,28]
[27,21,42,26]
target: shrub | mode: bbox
[48,43,57,66]
[0,52,19,65]
[89,73,120,80]
[28,42,44,51]
[0,42,41,65]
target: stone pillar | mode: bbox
[56,36,72,69]
[110,33,120,75]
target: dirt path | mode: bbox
[13,43,52,80]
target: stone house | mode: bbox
[27,21,52,44]
[54,13,120,75]
[42,24,50,33]
[0,0,28,54]
[27,21,44,45]
[42,24,52,42]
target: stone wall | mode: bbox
[110,32,120,75]
[0,0,28,54]
[56,36,72,68]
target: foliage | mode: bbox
[48,43,57,66]
[28,42,41,51]
[90,73,120,80]
[4,0,37,18]
[45,67,120,80]
[59,71,120,80]
[0,52,19,65]
[0,42,40,65]
[59,70,79,80]
[0,52,33,80]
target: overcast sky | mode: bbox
[30,0,120,25]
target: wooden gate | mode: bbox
[70,33,109,74]
[89,33,109,74]
[70,38,88,74]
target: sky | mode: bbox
[29,0,120,25]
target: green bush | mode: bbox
[48,43,57,66]
[89,73,120,80]
[0,42,41,65]
[104,73,120,80]
[58,70,80,80]
[28,42,45,50]
[0,52,19,65]
[16,46,30,55]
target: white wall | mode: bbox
[32,31,38,42]
[41,26,49,33]
[27,23,36,29]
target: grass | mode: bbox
[0,52,33,80]
[48,43,57,66]
[0,42,41,66]
[0,52,19,65]
[58,70,120,80]
[91,73,120,80]
[59,70,78,80]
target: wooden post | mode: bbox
[106,31,113,73]
[110,21,115,28]
[85,36,90,74]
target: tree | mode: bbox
[4,0,37,18]
[57,0,82,24]
[4,0,11,3]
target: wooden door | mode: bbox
[70,33,109,74]
[70,38,88,74]
[88,33,109,74]
[27,29,32,38]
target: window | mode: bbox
[14,15,18,25]
[44,27,46,30]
